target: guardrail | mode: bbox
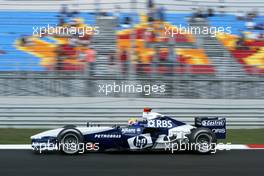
[1,0,264,13]
[0,105,264,129]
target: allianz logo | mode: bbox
[202,120,225,127]
[121,128,141,134]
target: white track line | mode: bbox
[0,144,263,150]
[0,145,31,149]
[216,144,249,150]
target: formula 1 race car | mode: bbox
[31,108,226,154]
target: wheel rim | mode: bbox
[195,133,212,153]
[61,133,79,154]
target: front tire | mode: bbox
[57,129,84,155]
[189,127,217,154]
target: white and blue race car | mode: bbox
[31,108,226,154]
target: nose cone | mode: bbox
[30,128,63,139]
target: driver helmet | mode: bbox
[128,118,138,126]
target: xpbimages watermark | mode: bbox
[32,24,100,37]
[32,141,100,154]
[164,24,232,38]
[98,82,166,96]
[164,142,232,154]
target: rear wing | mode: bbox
[195,117,226,139]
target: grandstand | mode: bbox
[0,0,264,98]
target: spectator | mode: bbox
[246,32,258,40]
[55,44,65,71]
[69,35,79,47]
[255,23,264,30]
[218,0,225,15]
[145,29,156,43]
[95,0,101,16]
[78,49,86,62]
[85,47,96,76]
[0,50,5,54]
[235,36,249,50]
[135,54,143,75]
[114,5,121,26]
[157,48,168,73]
[20,36,33,46]
[158,48,168,62]
[207,8,214,17]
[247,10,258,20]
[120,50,129,75]
[57,4,68,26]
[60,4,68,16]
[236,11,245,20]
[109,53,115,66]
[58,16,66,26]
[245,20,255,30]
[239,30,246,40]
[78,33,91,46]
[259,34,264,41]
[157,5,166,21]
[191,8,206,20]
[148,15,155,24]
[147,0,154,9]
[167,46,174,60]
[121,17,132,29]
[147,0,157,22]
[61,43,77,60]
[236,38,244,49]
[69,18,80,28]
[70,4,80,17]
[196,8,205,18]
[0,46,5,55]
[108,53,118,74]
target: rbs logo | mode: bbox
[147,120,173,128]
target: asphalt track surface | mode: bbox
[0,150,263,176]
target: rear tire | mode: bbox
[189,127,217,154]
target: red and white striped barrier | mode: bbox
[216,144,264,150]
[246,144,264,149]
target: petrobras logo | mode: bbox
[147,119,173,128]
[94,134,121,138]
[121,128,141,134]
[212,128,226,133]
[202,120,225,127]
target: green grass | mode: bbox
[0,129,47,144]
[220,129,264,144]
[0,128,263,144]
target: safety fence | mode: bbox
[0,100,263,128]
